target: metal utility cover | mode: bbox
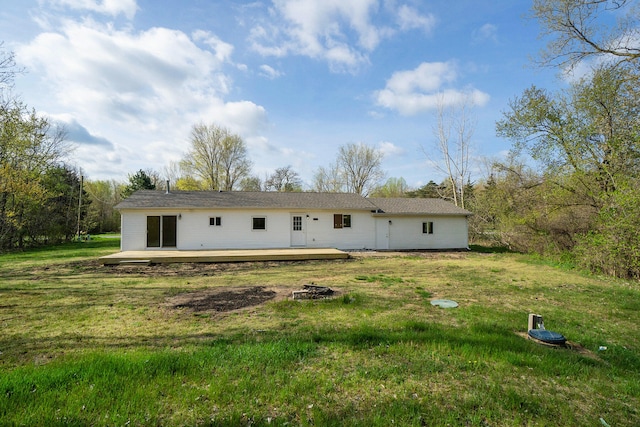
[528,329,566,345]
[430,299,459,308]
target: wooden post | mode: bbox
[76,175,83,241]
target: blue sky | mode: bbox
[0,0,562,188]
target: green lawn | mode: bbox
[0,238,638,426]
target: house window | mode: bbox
[423,221,434,234]
[209,217,222,226]
[292,216,302,231]
[252,217,266,230]
[333,214,351,229]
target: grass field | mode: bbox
[1,237,639,426]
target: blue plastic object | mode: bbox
[528,329,566,345]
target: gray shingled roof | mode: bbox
[116,190,379,211]
[116,190,471,216]
[368,197,472,216]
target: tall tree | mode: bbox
[336,143,385,196]
[264,166,303,192]
[175,176,204,191]
[0,99,70,249]
[0,42,23,92]
[494,65,640,275]
[144,168,165,191]
[39,165,89,243]
[496,65,640,201]
[532,0,640,70]
[426,94,476,208]
[406,180,444,198]
[162,160,182,190]
[181,123,252,191]
[483,0,640,278]
[239,175,263,192]
[370,177,409,197]
[312,163,346,193]
[85,179,122,234]
[121,169,156,198]
[575,178,640,278]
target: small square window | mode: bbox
[343,214,351,228]
[423,221,434,234]
[209,217,222,226]
[252,217,266,230]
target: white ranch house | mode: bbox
[116,190,472,252]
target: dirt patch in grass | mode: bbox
[348,250,469,259]
[33,251,468,278]
[168,286,279,312]
[103,259,352,277]
[166,284,342,314]
[27,259,346,279]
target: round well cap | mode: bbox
[528,329,566,345]
[430,299,458,308]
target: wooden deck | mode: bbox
[99,248,350,265]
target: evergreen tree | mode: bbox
[122,169,156,198]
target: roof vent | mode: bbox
[166,180,170,194]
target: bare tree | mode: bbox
[1,42,24,93]
[425,94,475,208]
[370,177,409,197]
[337,143,385,196]
[239,175,263,191]
[181,123,252,191]
[264,165,303,192]
[532,0,640,70]
[162,160,182,190]
[312,163,346,193]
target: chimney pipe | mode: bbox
[166,180,170,194]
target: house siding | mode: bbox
[120,210,183,251]
[116,191,472,252]
[304,211,375,250]
[120,208,376,251]
[383,216,469,250]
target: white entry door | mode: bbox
[375,218,390,250]
[290,214,307,247]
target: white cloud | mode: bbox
[249,0,407,73]
[374,61,490,115]
[17,17,268,179]
[472,23,498,44]
[43,0,138,19]
[386,62,457,94]
[396,5,436,33]
[18,21,235,125]
[259,64,283,79]
[204,100,268,137]
[378,141,405,156]
[192,30,234,63]
[560,60,594,83]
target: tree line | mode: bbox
[158,122,388,197]
[0,42,122,250]
[470,0,640,279]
